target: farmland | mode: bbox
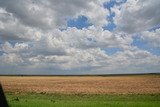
[0,75,160,107]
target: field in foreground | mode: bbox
[6,93,160,107]
[0,75,160,107]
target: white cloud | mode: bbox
[55,27,132,49]
[0,53,24,65]
[80,0,109,27]
[1,42,29,53]
[0,0,160,74]
[112,0,160,33]
[0,0,109,30]
[0,7,43,41]
[0,0,109,41]
[94,48,160,74]
[141,28,160,48]
[19,26,132,57]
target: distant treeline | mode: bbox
[0,73,159,77]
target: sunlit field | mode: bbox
[1,75,160,107]
[0,0,160,107]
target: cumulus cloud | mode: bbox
[54,27,132,49]
[112,0,160,33]
[141,28,160,48]
[0,0,109,40]
[0,0,160,74]
[1,42,29,54]
[0,7,42,41]
[0,0,109,29]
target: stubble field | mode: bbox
[0,75,160,94]
[0,75,160,107]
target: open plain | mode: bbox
[0,75,160,107]
[0,75,160,94]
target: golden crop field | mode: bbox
[0,75,160,94]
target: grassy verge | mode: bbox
[6,93,160,107]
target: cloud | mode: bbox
[1,42,29,53]
[141,28,160,48]
[11,26,131,57]
[112,0,160,33]
[0,0,160,74]
[0,7,42,41]
[56,27,132,49]
[0,0,109,29]
[94,48,160,74]
[0,0,109,41]
[0,53,24,65]
[80,0,109,27]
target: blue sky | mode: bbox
[0,0,160,75]
[67,16,92,29]
[66,0,160,56]
[132,36,160,56]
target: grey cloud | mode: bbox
[0,0,108,30]
[0,0,108,41]
[112,0,160,33]
[0,0,54,29]
[0,8,43,41]
[0,42,29,53]
[0,0,160,74]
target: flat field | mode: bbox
[0,75,160,107]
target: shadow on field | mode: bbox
[0,83,8,107]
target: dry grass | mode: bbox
[0,75,160,94]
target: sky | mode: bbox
[0,0,160,75]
